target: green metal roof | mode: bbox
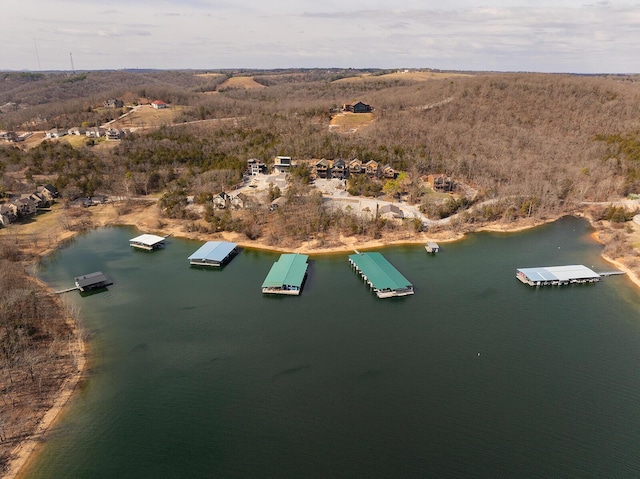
[262,254,309,288]
[348,252,412,291]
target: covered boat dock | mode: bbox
[348,252,414,298]
[188,241,237,267]
[261,253,309,295]
[74,271,113,292]
[516,265,601,286]
[129,234,166,250]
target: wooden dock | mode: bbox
[54,286,80,294]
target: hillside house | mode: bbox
[428,174,454,192]
[365,160,379,178]
[106,128,124,140]
[38,184,59,201]
[231,193,250,210]
[378,204,404,219]
[348,159,364,175]
[314,159,331,179]
[0,131,18,142]
[45,128,67,139]
[12,197,38,217]
[0,204,18,226]
[247,158,267,176]
[213,192,231,209]
[331,158,346,179]
[381,164,397,179]
[151,100,168,109]
[273,156,293,173]
[343,101,372,113]
[67,127,86,136]
[86,127,106,138]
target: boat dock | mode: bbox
[188,241,237,267]
[516,265,601,287]
[74,271,113,292]
[425,242,440,254]
[348,252,414,298]
[130,234,167,250]
[262,253,309,295]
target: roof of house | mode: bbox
[261,254,309,288]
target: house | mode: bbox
[11,197,38,217]
[230,193,249,209]
[273,156,293,173]
[314,158,331,179]
[428,174,454,192]
[365,160,379,178]
[38,184,59,201]
[86,127,106,138]
[247,158,267,176]
[45,128,67,139]
[106,128,124,140]
[212,192,231,209]
[331,158,346,179]
[151,100,168,109]
[67,127,86,136]
[26,192,48,208]
[104,99,124,108]
[379,204,404,219]
[381,164,397,179]
[0,204,18,226]
[348,159,364,175]
[0,131,18,142]
[343,101,372,113]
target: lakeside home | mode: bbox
[261,253,309,295]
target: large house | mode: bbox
[247,158,267,176]
[45,128,67,139]
[273,156,293,173]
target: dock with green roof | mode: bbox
[261,253,309,295]
[348,252,414,298]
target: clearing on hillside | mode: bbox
[329,112,374,133]
[333,70,473,83]
[109,104,182,129]
[218,76,266,90]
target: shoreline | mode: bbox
[3,209,638,478]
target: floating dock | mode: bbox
[262,253,309,295]
[188,241,237,267]
[348,252,414,298]
[425,242,440,253]
[74,271,113,292]
[516,265,601,286]
[129,234,166,250]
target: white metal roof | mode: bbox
[129,234,166,246]
[517,265,600,282]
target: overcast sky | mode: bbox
[4,0,639,73]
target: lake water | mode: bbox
[26,217,640,478]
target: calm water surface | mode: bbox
[27,217,640,478]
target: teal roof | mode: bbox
[262,254,309,288]
[348,252,412,291]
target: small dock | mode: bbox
[425,242,440,254]
[130,234,167,250]
[74,272,113,292]
[349,252,414,298]
[262,253,309,295]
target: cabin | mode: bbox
[212,192,231,209]
[188,241,237,267]
[261,253,309,295]
[348,159,364,175]
[314,158,331,179]
[343,101,372,113]
[331,158,346,179]
[381,164,397,179]
[365,160,379,178]
[151,100,168,109]
[129,234,166,250]
[74,271,113,292]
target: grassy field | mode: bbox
[110,104,183,128]
[334,70,472,83]
[329,112,374,131]
[219,76,266,90]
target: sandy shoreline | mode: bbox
[3,207,639,478]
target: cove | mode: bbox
[26,216,640,478]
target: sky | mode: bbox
[4,0,639,73]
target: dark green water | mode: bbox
[27,216,640,478]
